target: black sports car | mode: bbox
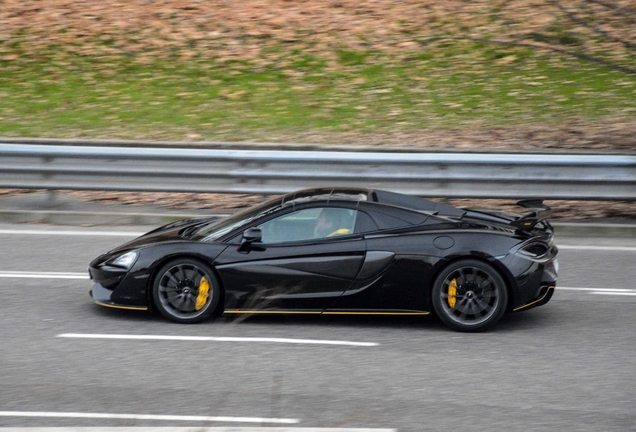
[89,187,558,332]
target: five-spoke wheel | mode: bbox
[152,258,220,323]
[432,259,507,332]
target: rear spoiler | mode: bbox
[510,200,552,230]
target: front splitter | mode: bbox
[90,283,148,311]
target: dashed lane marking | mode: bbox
[57,333,379,347]
[0,411,297,425]
[558,245,636,252]
[0,271,88,279]
[589,292,636,296]
[0,229,143,237]
[558,287,636,296]
[0,428,397,432]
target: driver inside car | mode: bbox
[314,208,352,238]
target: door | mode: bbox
[214,207,366,312]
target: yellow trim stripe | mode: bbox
[323,311,430,316]
[224,310,429,316]
[95,301,148,311]
[513,286,555,312]
[224,310,321,315]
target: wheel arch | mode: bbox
[429,253,518,312]
[146,253,226,316]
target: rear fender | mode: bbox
[430,252,518,312]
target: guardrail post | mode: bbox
[46,190,57,208]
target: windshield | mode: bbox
[194,196,283,242]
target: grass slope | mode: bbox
[0,1,635,145]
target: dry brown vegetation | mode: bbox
[3,1,636,150]
[1,1,634,218]
[2,0,635,66]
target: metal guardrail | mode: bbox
[1,143,635,199]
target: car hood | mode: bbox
[112,217,219,252]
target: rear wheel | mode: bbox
[432,259,507,332]
[152,258,220,324]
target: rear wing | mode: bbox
[510,200,553,231]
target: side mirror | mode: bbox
[242,227,262,243]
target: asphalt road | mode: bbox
[0,224,635,432]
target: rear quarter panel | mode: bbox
[334,230,522,312]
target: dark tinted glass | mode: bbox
[363,206,428,230]
[354,211,379,233]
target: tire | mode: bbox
[432,259,508,332]
[152,258,220,324]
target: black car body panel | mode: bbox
[215,236,366,311]
[89,187,558,329]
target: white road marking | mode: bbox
[0,428,397,432]
[0,411,298,424]
[558,245,636,252]
[557,287,636,296]
[0,271,88,279]
[57,333,379,347]
[0,229,143,237]
[590,292,636,296]
[558,287,634,292]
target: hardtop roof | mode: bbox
[281,187,464,216]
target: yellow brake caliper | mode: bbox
[447,278,457,308]
[195,276,210,311]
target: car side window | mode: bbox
[258,207,357,244]
[354,211,379,233]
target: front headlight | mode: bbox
[109,251,139,269]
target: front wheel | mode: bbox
[152,258,220,324]
[432,259,508,332]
